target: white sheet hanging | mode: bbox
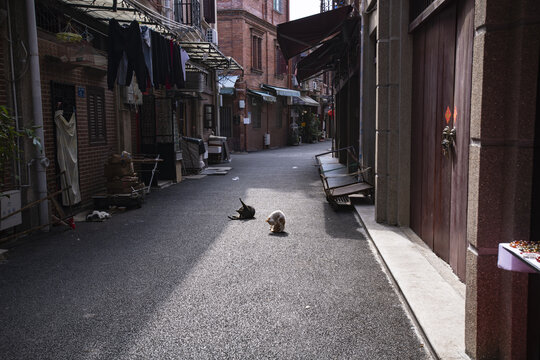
[55,110,81,206]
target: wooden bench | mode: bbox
[315,146,374,208]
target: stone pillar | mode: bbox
[465,0,540,358]
[375,0,412,226]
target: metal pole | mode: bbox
[359,0,364,168]
[25,0,49,230]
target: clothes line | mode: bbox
[107,19,190,93]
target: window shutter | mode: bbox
[203,0,215,23]
[87,87,106,145]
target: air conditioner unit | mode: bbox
[206,28,218,45]
[0,190,22,230]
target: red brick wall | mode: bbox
[218,0,291,151]
[38,33,117,206]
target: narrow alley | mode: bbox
[0,141,430,359]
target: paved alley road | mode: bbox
[0,141,431,360]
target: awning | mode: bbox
[247,89,277,103]
[219,75,238,95]
[59,0,199,41]
[292,96,320,107]
[296,17,360,82]
[180,42,243,72]
[261,84,300,97]
[277,5,354,60]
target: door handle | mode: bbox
[442,126,456,157]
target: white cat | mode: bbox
[266,210,286,233]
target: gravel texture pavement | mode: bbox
[0,141,431,360]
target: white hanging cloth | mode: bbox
[54,110,81,205]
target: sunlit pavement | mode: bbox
[0,141,431,359]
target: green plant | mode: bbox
[0,105,41,189]
[299,111,321,143]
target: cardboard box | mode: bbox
[104,163,134,179]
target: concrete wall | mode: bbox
[465,0,540,358]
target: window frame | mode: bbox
[204,104,215,128]
[250,96,262,129]
[275,44,287,77]
[251,29,264,73]
[86,86,107,145]
[273,0,282,13]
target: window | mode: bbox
[87,87,106,145]
[203,0,215,23]
[250,97,261,128]
[174,0,201,28]
[251,35,263,72]
[220,106,232,137]
[204,104,214,128]
[275,98,284,128]
[273,0,282,12]
[275,45,287,76]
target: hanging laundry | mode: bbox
[180,47,190,84]
[170,41,184,89]
[54,109,82,206]
[107,19,147,92]
[151,30,171,88]
[140,26,153,87]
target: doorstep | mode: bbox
[354,203,469,360]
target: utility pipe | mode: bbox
[358,0,364,168]
[25,0,49,230]
[6,0,21,185]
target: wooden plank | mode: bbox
[330,182,373,197]
[410,28,426,237]
[450,0,474,281]
[409,0,453,33]
[420,17,439,250]
[433,2,457,263]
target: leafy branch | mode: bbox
[0,105,42,190]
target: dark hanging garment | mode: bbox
[165,39,174,89]
[171,43,184,89]
[151,30,170,88]
[140,26,153,87]
[107,19,147,92]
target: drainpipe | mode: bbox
[6,0,21,185]
[359,0,364,168]
[25,0,49,230]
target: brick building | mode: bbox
[217,0,297,151]
[0,0,241,236]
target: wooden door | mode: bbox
[410,0,473,280]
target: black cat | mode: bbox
[228,198,256,220]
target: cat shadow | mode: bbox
[228,217,257,221]
[268,231,289,237]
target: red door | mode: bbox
[410,0,474,280]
